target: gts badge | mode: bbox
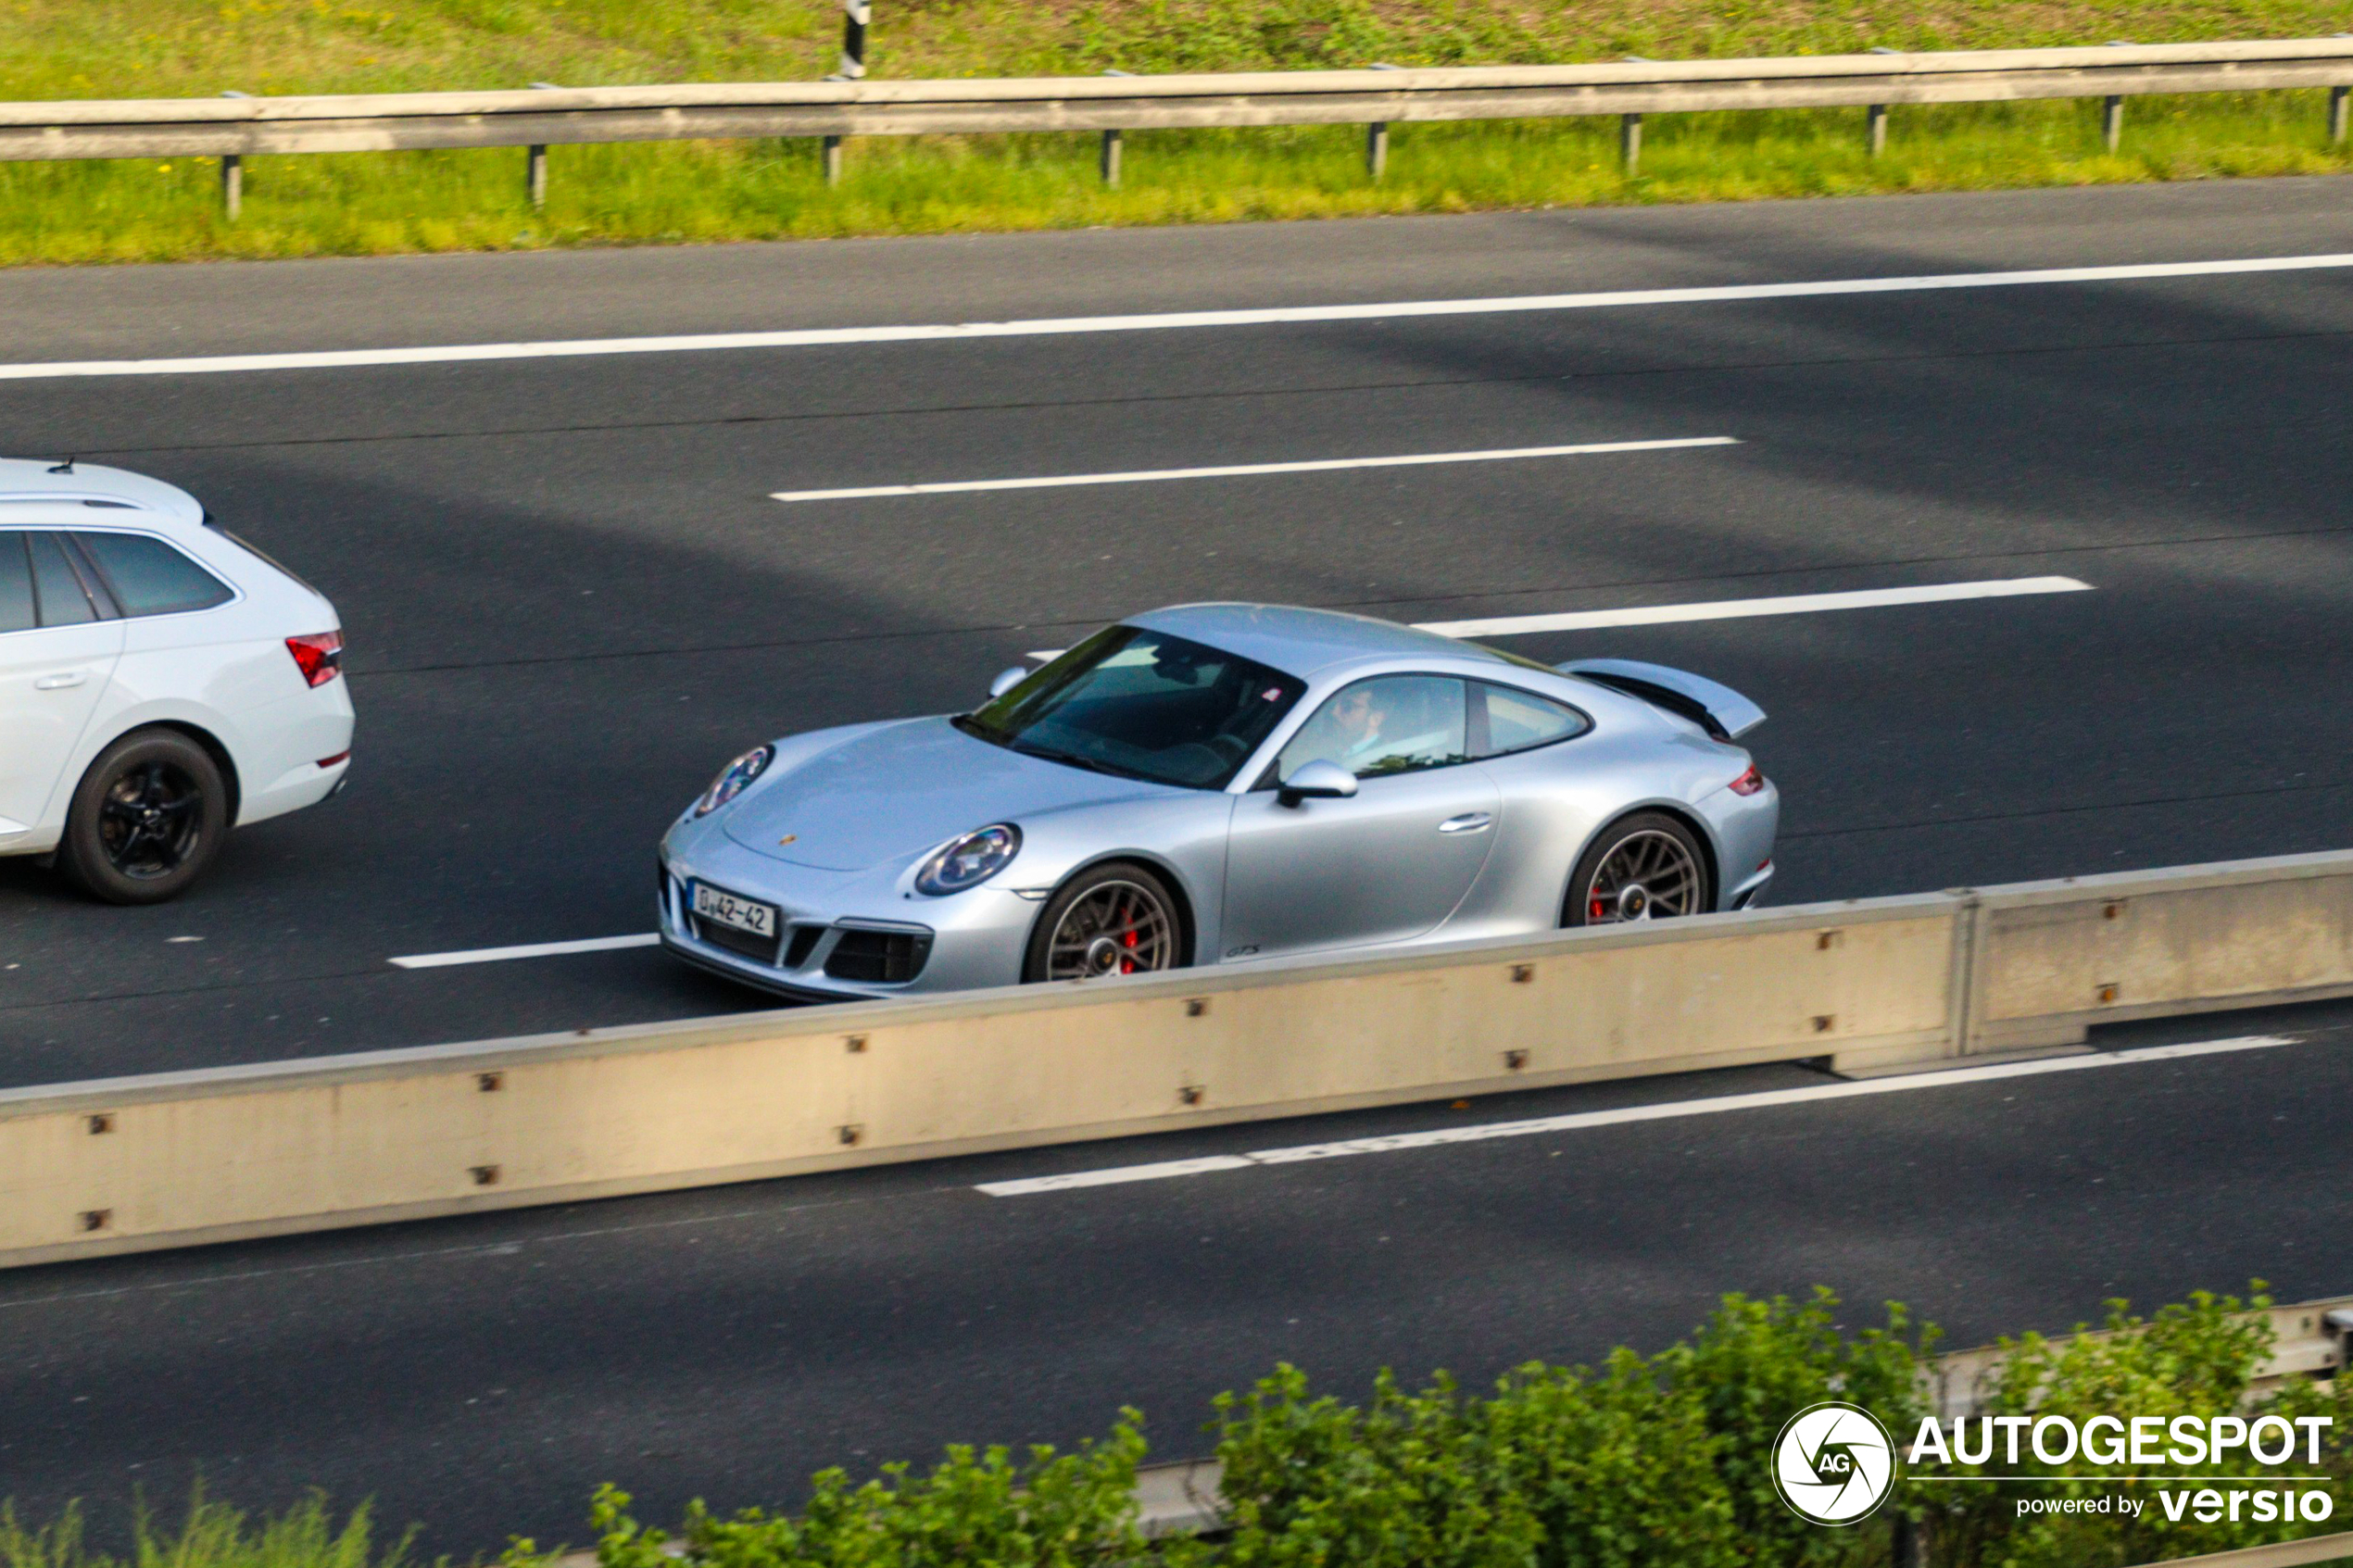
[1223,945,1259,959]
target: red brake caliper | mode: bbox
[1121,928,1139,973]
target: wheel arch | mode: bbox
[1560,801,1723,923]
[135,720,243,826]
[1027,849,1202,971]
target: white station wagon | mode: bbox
[0,459,353,903]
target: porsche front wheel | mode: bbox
[1024,861,1185,982]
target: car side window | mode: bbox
[1275,675,1469,782]
[1470,682,1590,759]
[27,531,102,626]
[71,532,233,618]
[0,533,33,633]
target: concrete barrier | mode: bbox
[1966,852,2353,1054]
[3,847,2349,1270]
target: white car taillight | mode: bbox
[286,630,344,687]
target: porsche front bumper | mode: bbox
[657,833,1040,1001]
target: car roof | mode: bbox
[0,458,204,526]
[1127,602,1517,679]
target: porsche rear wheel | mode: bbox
[1563,813,1710,927]
[1024,861,1184,982]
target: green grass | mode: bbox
[0,1495,414,1568]
[4,0,2353,263]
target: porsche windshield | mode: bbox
[957,625,1305,789]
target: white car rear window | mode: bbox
[72,531,233,618]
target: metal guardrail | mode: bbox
[2127,1534,2353,1567]
[4,846,2353,1269]
[5,37,2353,213]
[1929,1296,2353,1421]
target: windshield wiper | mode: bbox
[1009,741,1152,783]
[951,713,1010,746]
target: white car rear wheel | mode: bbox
[60,728,230,905]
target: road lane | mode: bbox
[2,1011,2346,1555]
[3,182,2353,1555]
[2,182,2350,1085]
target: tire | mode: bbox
[1562,811,1711,928]
[1022,860,1188,983]
[59,729,231,906]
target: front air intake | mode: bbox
[824,927,934,984]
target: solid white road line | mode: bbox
[973,1035,2296,1196]
[388,933,660,970]
[771,436,1738,502]
[1418,576,2094,638]
[1024,573,2095,659]
[8,252,2353,381]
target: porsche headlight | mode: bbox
[915,823,1022,896]
[694,744,774,818]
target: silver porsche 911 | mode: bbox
[657,603,1778,1000]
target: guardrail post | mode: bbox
[1101,70,1132,186]
[1892,1512,1928,1568]
[2103,94,2124,150]
[1620,112,1642,173]
[1365,62,1403,180]
[218,90,249,221]
[526,83,558,210]
[2332,84,2350,144]
[822,134,844,184]
[1868,102,1889,157]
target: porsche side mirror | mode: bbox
[1277,759,1359,807]
[988,666,1029,699]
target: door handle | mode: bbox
[1438,812,1493,834]
[33,671,86,690]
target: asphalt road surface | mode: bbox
[2,178,2351,1549]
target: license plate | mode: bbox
[692,883,778,937]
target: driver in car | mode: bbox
[1329,684,1392,767]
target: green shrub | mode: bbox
[10,1287,2345,1568]
[579,1413,1165,1568]
[1912,1288,2353,1568]
[1208,1290,1935,1567]
[1665,1290,1935,1566]
[1211,1353,1741,1567]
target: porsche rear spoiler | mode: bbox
[1557,659,1766,742]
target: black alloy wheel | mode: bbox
[61,729,230,905]
[1563,811,1710,927]
[1023,860,1185,983]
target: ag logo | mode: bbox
[1771,1402,1897,1525]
